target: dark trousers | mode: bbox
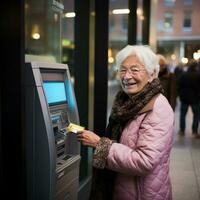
[180,102,199,133]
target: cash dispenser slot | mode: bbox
[57,144,65,152]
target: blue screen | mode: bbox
[43,82,67,104]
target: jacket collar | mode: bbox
[138,94,160,114]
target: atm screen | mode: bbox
[43,82,67,105]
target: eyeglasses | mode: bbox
[118,66,146,76]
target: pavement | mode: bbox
[170,99,200,200]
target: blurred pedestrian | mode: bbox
[177,60,200,137]
[157,54,177,110]
[174,62,186,85]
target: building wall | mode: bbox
[157,0,200,41]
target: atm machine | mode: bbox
[23,61,81,200]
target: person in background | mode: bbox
[77,45,174,200]
[157,54,177,111]
[174,62,186,85]
[177,60,200,137]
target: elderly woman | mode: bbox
[77,45,174,200]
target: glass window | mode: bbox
[137,0,144,44]
[157,20,164,32]
[108,0,128,120]
[61,0,75,77]
[183,11,192,31]
[109,15,115,32]
[164,0,175,6]
[155,0,200,76]
[122,15,128,31]
[184,0,192,5]
[164,12,173,31]
[25,0,63,62]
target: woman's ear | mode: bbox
[148,76,153,83]
[148,71,157,82]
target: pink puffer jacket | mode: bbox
[106,94,174,200]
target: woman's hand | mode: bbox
[77,130,100,148]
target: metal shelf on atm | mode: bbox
[56,138,65,146]
[56,154,81,172]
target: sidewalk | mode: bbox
[170,99,200,200]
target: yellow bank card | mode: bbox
[66,123,85,133]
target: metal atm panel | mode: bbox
[23,62,81,200]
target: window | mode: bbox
[109,16,115,32]
[25,0,62,62]
[122,15,128,31]
[184,0,192,5]
[183,11,192,31]
[164,12,173,31]
[155,0,199,72]
[164,0,175,6]
[157,20,163,32]
[61,1,75,76]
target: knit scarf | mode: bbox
[106,78,164,141]
[89,78,164,200]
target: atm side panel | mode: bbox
[35,86,56,200]
[25,64,56,200]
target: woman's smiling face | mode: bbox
[119,55,150,94]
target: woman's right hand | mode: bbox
[77,130,100,148]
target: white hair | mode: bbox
[116,45,160,77]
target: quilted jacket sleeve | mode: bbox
[106,98,174,176]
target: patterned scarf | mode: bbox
[106,78,164,141]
